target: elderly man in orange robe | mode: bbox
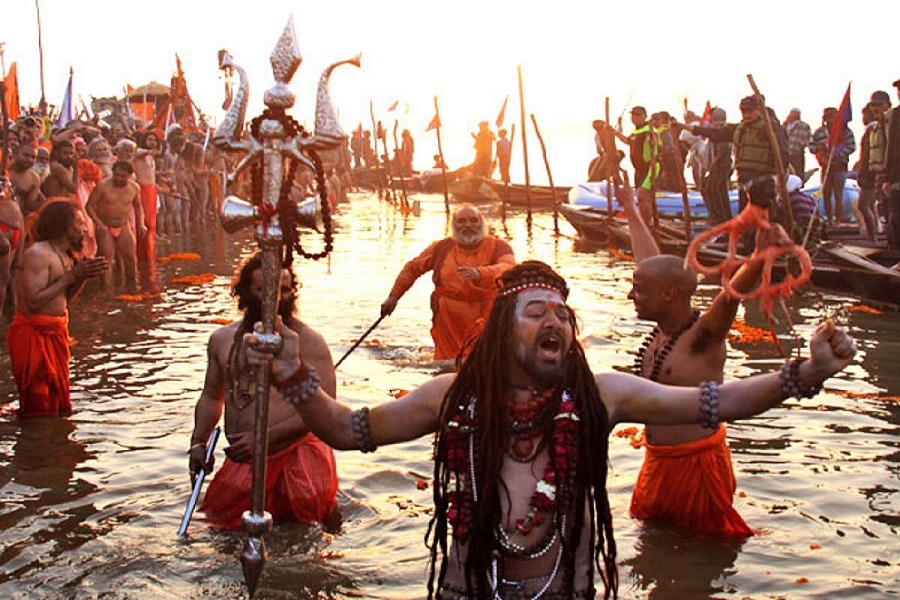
[381,204,515,361]
[7,200,107,418]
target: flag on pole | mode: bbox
[54,68,74,128]
[426,113,441,131]
[387,99,399,112]
[700,100,712,126]
[495,95,509,128]
[3,63,20,121]
[829,82,852,154]
[164,104,175,135]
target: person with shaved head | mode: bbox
[621,184,789,536]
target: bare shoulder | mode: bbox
[292,320,330,355]
[128,179,141,195]
[208,321,239,355]
[20,241,52,268]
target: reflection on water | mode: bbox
[0,192,897,598]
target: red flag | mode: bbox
[700,100,711,126]
[829,82,852,154]
[3,62,20,121]
[495,95,509,128]
[426,113,441,131]
[387,99,399,112]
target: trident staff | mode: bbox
[211,17,358,596]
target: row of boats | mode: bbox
[350,167,899,310]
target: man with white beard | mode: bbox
[381,204,515,362]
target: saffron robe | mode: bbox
[630,425,753,536]
[136,183,158,261]
[7,312,72,418]
[200,434,338,530]
[388,236,515,360]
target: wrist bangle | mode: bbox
[352,407,377,453]
[279,364,321,405]
[698,381,720,430]
[779,358,823,399]
[274,359,309,390]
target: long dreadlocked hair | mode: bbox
[426,261,618,599]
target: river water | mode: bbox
[0,191,897,599]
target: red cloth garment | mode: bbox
[7,312,72,418]
[200,434,338,530]
[136,183,157,261]
[630,425,753,536]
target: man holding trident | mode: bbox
[188,18,358,596]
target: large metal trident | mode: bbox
[212,17,359,597]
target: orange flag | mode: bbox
[426,113,441,131]
[3,63,20,121]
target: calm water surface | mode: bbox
[0,192,897,599]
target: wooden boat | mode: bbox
[448,175,569,208]
[557,203,849,292]
[816,242,900,309]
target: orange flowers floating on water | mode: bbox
[728,319,772,345]
[158,252,201,263]
[210,318,232,325]
[389,389,409,399]
[116,293,162,302]
[613,426,644,448]
[171,273,216,285]
[416,479,429,490]
[847,304,882,315]
[606,247,633,261]
[833,390,900,403]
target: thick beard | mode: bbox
[452,225,485,248]
[243,296,295,328]
[70,234,85,252]
[516,340,568,386]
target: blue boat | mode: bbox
[568,179,860,221]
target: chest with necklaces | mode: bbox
[227,324,255,411]
[632,310,700,382]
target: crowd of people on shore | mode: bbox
[588,80,900,252]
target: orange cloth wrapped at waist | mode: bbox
[201,433,338,530]
[7,312,72,419]
[630,425,753,536]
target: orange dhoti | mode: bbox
[200,434,338,530]
[136,183,158,261]
[430,290,491,360]
[630,425,753,536]
[6,312,72,419]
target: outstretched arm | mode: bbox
[599,320,856,427]
[245,318,449,450]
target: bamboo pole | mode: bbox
[391,119,409,211]
[433,95,450,215]
[369,101,386,200]
[605,97,616,219]
[35,0,47,113]
[529,114,559,235]
[517,65,532,228]
[747,74,794,233]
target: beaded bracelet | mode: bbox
[351,407,377,453]
[699,381,720,430]
[274,360,311,390]
[279,366,321,405]
[779,358,823,400]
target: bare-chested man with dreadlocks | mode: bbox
[239,260,857,599]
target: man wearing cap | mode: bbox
[608,106,660,223]
[683,96,789,223]
[857,93,891,241]
[882,79,900,250]
[783,108,812,177]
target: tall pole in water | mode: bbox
[34,0,46,113]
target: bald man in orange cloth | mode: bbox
[381,204,515,361]
[8,200,107,418]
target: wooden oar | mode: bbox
[335,314,387,369]
[747,74,794,233]
[517,65,533,229]
[529,113,559,235]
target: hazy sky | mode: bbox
[2,0,896,178]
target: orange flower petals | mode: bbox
[416,479,429,490]
[795,577,809,584]
[171,273,216,285]
[159,252,202,263]
[809,543,821,550]
[847,304,882,314]
[728,319,772,345]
